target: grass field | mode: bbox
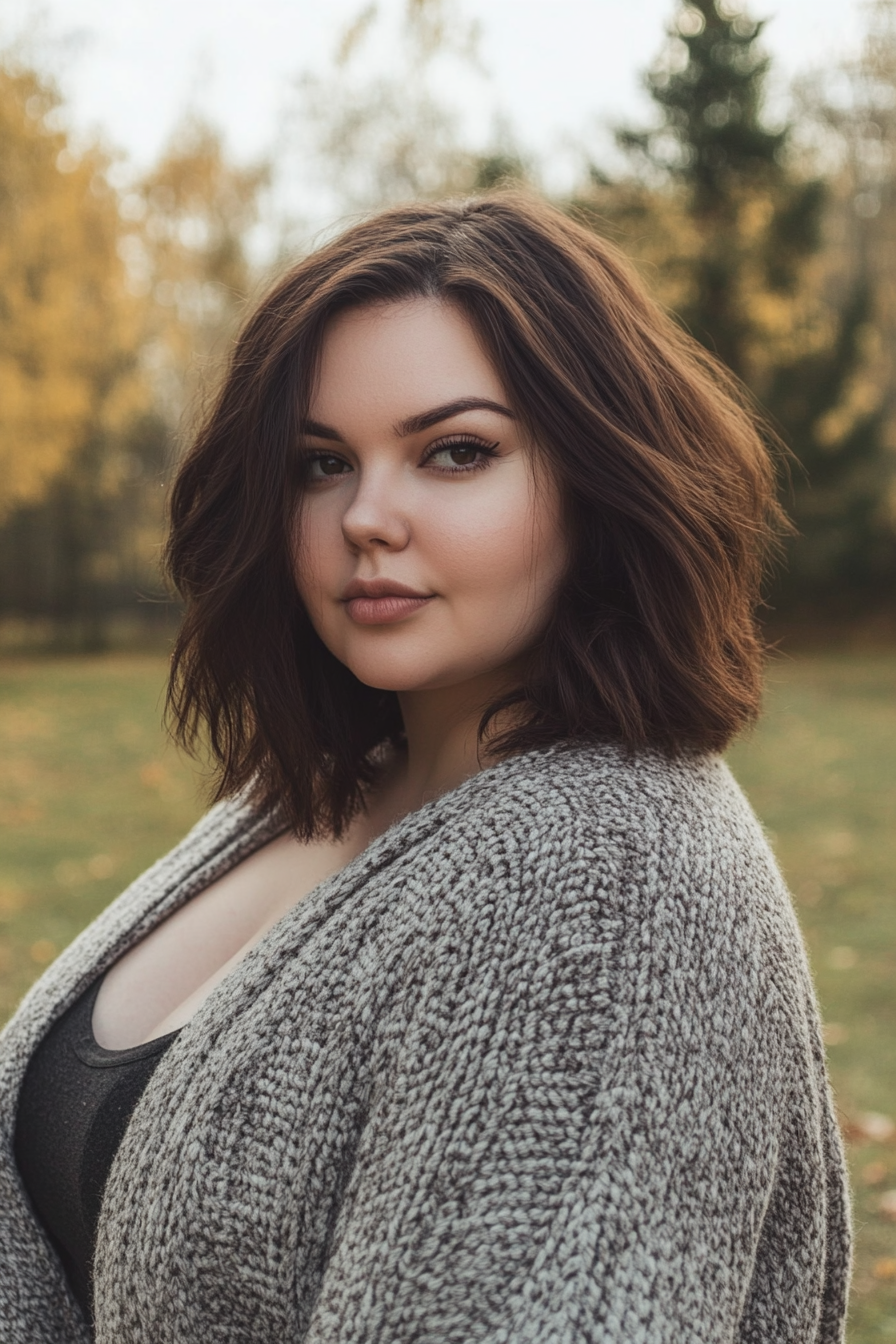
[0,652,894,1338]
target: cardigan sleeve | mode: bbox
[301,791,841,1344]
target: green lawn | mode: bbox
[0,658,206,1019]
[1,652,894,1338]
[726,654,896,1339]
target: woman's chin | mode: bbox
[350,666,444,694]
[344,652,467,695]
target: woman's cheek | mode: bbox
[294,506,340,616]
[428,481,533,574]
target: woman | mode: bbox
[1,193,850,1343]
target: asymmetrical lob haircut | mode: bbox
[166,192,786,838]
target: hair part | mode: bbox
[165,191,788,838]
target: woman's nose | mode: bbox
[340,469,411,552]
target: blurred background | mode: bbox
[0,0,894,1334]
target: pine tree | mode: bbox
[609,0,895,616]
[617,0,822,377]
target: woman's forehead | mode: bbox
[310,298,507,426]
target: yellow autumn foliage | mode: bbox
[575,176,841,406]
[121,116,269,417]
[0,65,149,517]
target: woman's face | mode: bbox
[294,297,568,696]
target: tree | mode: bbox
[795,0,896,533]
[0,59,269,646]
[124,115,270,422]
[0,60,149,519]
[289,0,525,223]
[578,0,895,615]
[614,0,824,384]
[0,56,165,646]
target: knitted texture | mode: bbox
[0,743,851,1343]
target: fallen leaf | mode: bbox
[879,1190,896,1220]
[822,828,855,857]
[823,1022,849,1046]
[0,885,25,917]
[87,853,116,879]
[29,939,56,966]
[863,1161,889,1186]
[139,761,166,788]
[858,1113,896,1144]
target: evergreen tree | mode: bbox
[617,0,822,377]
[609,0,895,616]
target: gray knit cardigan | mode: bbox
[0,743,851,1343]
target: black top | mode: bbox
[13,975,181,1326]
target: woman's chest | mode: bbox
[91,826,368,1048]
[88,893,423,1342]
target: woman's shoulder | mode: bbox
[469,740,769,856]
[451,741,794,956]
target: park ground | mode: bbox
[0,652,894,1339]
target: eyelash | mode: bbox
[422,434,500,474]
[301,435,500,481]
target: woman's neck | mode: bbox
[398,688,487,805]
[372,665,526,825]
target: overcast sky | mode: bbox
[4,0,869,199]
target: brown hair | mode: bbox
[166,191,785,837]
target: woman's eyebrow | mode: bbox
[397,398,515,436]
[298,397,515,443]
[299,419,343,442]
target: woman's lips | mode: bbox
[345,594,434,625]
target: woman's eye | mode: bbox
[306,454,350,479]
[426,439,496,472]
[443,444,479,466]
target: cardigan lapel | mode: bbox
[0,797,287,1120]
[0,795,288,1344]
[0,748,530,1344]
